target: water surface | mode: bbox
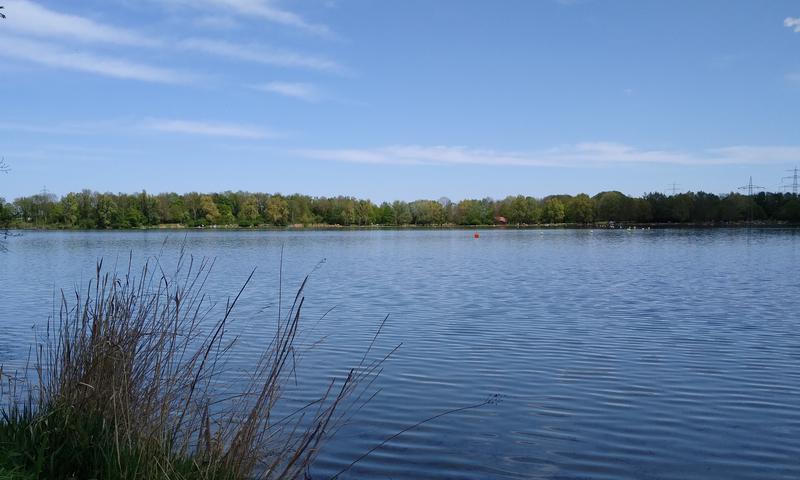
[1,229,799,479]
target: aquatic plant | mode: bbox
[0,252,390,479]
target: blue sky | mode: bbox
[1,0,799,201]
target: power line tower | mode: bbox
[737,176,765,223]
[782,167,799,195]
[738,176,764,197]
[666,182,681,196]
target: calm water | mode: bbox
[2,229,800,479]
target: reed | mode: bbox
[0,252,388,479]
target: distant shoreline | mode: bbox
[7,221,800,232]
[5,190,799,229]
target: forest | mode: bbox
[2,189,800,229]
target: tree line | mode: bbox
[1,190,799,229]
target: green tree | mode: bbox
[58,193,80,227]
[216,204,236,225]
[690,192,721,222]
[237,195,261,226]
[779,197,800,222]
[454,199,492,225]
[376,202,394,224]
[500,195,539,225]
[391,201,412,225]
[631,198,653,222]
[669,193,694,223]
[184,193,202,223]
[287,194,315,225]
[199,195,219,224]
[566,194,594,224]
[410,200,444,225]
[96,194,120,228]
[137,190,159,225]
[594,191,629,222]
[720,193,753,221]
[0,197,13,226]
[124,207,146,228]
[542,197,565,224]
[266,196,289,225]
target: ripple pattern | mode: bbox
[1,229,799,479]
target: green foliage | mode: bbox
[499,195,540,224]
[454,199,493,225]
[96,194,120,228]
[199,195,220,224]
[5,189,800,229]
[566,194,594,224]
[236,195,260,226]
[390,200,412,225]
[594,191,629,221]
[265,195,289,225]
[409,200,445,225]
[542,197,566,224]
[0,405,218,480]
[0,198,14,226]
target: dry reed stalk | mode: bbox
[3,251,390,479]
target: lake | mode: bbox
[1,229,800,479]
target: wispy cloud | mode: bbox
[178,38,348,74]
[7,144,144,163]
[150,0,331,36]
[0,117,278,139]
[0,119,124,135]
[0,35,193,83]
[144,119,278,139]
[252,82,322,101]
[192,15,240,30]
[4,0,159,46]
[786,17,800,33]
[295,143,800,167]
[0,1,345,85]
[215,0,330,36]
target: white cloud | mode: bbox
[178,38,348,74]
[0,1,345,84]
[193,15,240,30]
[150,0,330,36]
[0,119,123,135]
[215,0,330,35]
[3,0,159,46]
[707,145,800,164]
[252,82,321,101]
[144,119,277,139]
[0,34,193,83]
[295,143,800,167]
[785,17,800,33]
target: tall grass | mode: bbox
[0,252,390,479]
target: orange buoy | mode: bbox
[473,232,480,239]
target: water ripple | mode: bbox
[1,229,799,479]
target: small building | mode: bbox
[494,216,508,225]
